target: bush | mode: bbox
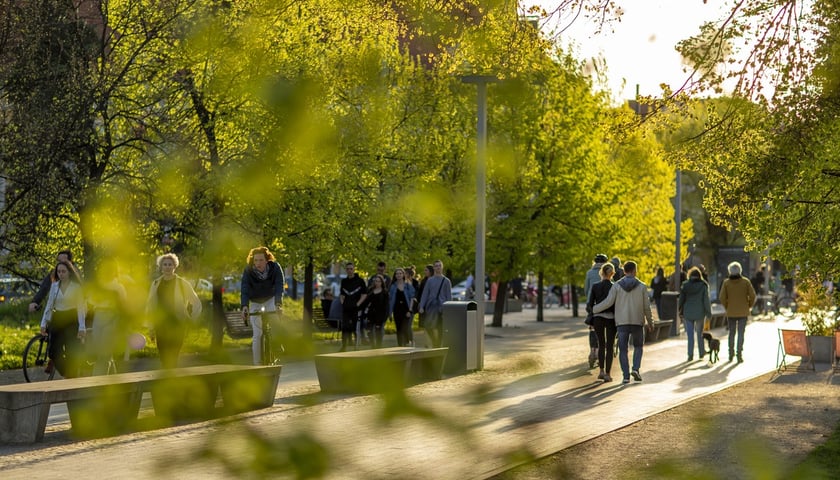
[797,278,839,336]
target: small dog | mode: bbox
[703,332,720,364]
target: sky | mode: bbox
[527,0,727,102]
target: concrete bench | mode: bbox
[314,347,448,394]
[645,320,674,343]
[0,364,281,444]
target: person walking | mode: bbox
[239,246,285,365]
[40,260,87,378]
[146,253,202,369]
[678,266,711,362]
[416,264,433,330]
[389,268,416,347]
[586,262,616,382]
[650,266,667,316]
[368,261,391,289]
[339,262,367,351]
[593,261,654,384]
[418,260,452,348]
[362,274,390,348]
[405,265,420,346]
[610,257,625,281]
[719,261,756,363]
[584,254,609,368]
[89,258,129,375]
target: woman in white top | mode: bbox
[40,260,86,378]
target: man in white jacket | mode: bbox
[593,261,654,384]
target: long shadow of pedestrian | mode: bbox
[472,381,626,433]
[464,364,593,406]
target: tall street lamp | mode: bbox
[462,75,496,370]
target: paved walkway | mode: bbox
[0,306,803,479]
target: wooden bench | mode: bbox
[225,311,254,340]
[0,364,281,444]
[311,307,339,340]
[314,347,448,394]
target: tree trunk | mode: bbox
[491,279,508,327]
[536,271,544,322]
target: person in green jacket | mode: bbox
[679,267,712,362]
[719,261,757,363]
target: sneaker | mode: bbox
[631,370,642,382]
[603,374,612,382]
[597,370,606,380]
[621,378,630,384]
[687,356,693,362]
[737,355,743,363]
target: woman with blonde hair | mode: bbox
[146,253,202,369]
[586,262,616,382]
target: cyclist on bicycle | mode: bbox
[240,246,284,365]
[40,260,87,378]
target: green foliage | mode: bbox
[795,418,840,478]
[796,278,840,336]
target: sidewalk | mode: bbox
[0,306,801,478]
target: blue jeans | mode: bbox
[727,316,747,358]
[685,318,705,359]
[617,324,644,379]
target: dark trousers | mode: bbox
[155,322,186,369]
[727,316,747,358]
[394,305,414,346]
[593,317,617,373]
[48,309,84,378]
[341,311,357,347]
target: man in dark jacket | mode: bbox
[339,262,367,351]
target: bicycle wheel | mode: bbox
[23,335,55,382]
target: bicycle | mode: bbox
[22,332,54,382]
[23,327,124,382]
[247,308,284,366]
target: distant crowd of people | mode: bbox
[320,260,453,352]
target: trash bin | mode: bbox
[659,291,680,336]
[441,301,482,375]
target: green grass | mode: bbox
[0,296,408,371]
[791,423,840,478]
